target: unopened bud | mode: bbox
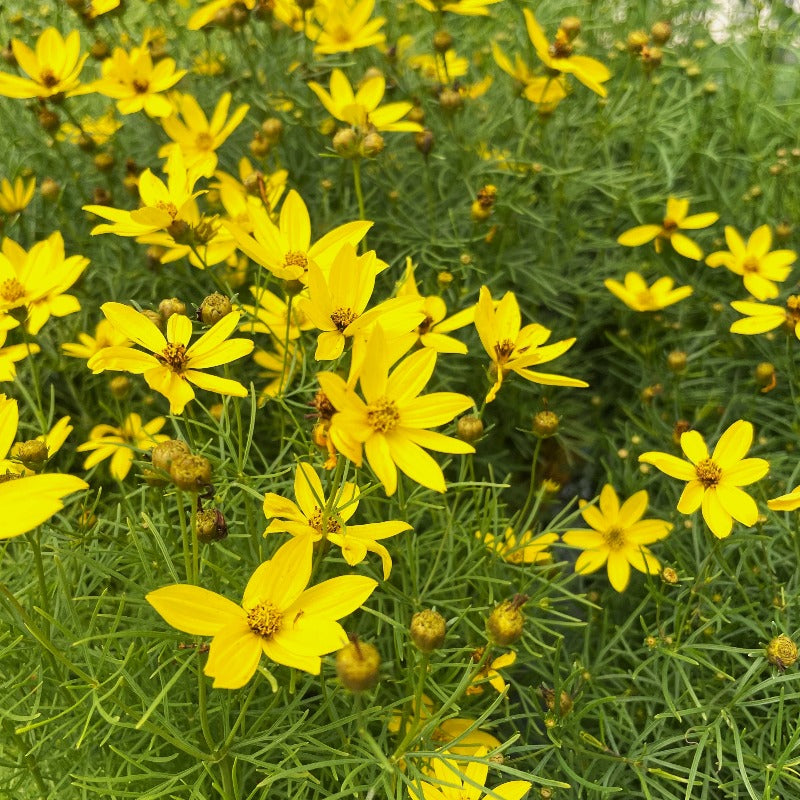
[158,297,186,321]
[336,637,380,691]
[91,40,109,59]
[361,131,384,158]
[766,634,798,669]
[650,21,672,44]
[170,454,213,492]
[198,292,232,325]
[487,595,527,645]
[433,29,453,53]
[627,30,649,53]
[541,686,573,715]
[93,152,114,172]
[439,88,462,111]
[37,108,60,132]
[196,508,228,543]
[333,127,359,157]
[146,439,191,485]
[667,350,687,373]
[533,410,559,438]
[661,567,678,584]
[260,117,283,143]
[755,361,776,389]
[140,309,163,329]
[415,129,434,157]
[17,440,48,471]
[109,375,132,399]
[40,177,60,201]
[560,16,581,38]
[410,609,447,652]
[457,415,483,443]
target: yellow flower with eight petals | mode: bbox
[639,420,769,539]
[604,272,693,312]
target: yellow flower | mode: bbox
[159,92,250,177]
[480,527,558,564]
[0,232,88,334]
[307,0,386,55]
[409,748,531,800]
[393,259,476,355]
[92,38,186,117]
[317,327,474,495]
[0,176,35,215]
[491,42,568,110]
[408,49,469,81]
[706,226,796,301]
[415,0,503,15]
[87,303,254,414]
[0,322,39,381]
[0,473,88,540]
[0,28,88,100]
[240,286,314,340]
[253,339,300,402]
[639,420,769,539]
[524,10,611,97]
[604,272,693,312]
[76,413,169,481]
[213,160,287,218]
[61,318,132,361]
[562,485,671,592]
[617,197,719,260]
[188,0,256,30]
[84,148,204,242]
[226,189,371,282]
[767,487,800,511]
[58,109,122,147]
[465,649,517,695]
[146,535,378,687]
[474,286,588,403]
[82,0,121,20]
[263,462,410,578]
[308,69,422,133]
[730,296,800,338]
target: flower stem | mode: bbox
[352,159,367,250]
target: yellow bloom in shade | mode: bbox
[87,304,254,414]
[480,527,558,564]
[562,485,671,592]
[474,286,588,404]
[706,225,796,301]
[61,319,132,361]
[308,69,422,133]
[146,535,378,687]
[604,272,693,312]
[524,10,610,97]
[0,28,88,100]
[307,0,386,55]
[76,413,169,481]
[466,648,517,696]
[730,297,800,338]
[491,42,568,110]
[92,39,186,117]
[617,197,719,261]
[0,177,35,215]
[240,287,314,340]
[317,327,475,495]
[0,232,88,334]
[58,109,122,147]
[409,748,531,800]
[159,92,250,177]
[0,473,89,540]
[188,0,255,30]
[253,339,300,402]
[226,189,372,282]
[263,462,410,578]
[639,420,769,539]
[767,487,800,511]
[415,0,502,15]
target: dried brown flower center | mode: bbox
[417,315,434,335]
[246,601,283,638]
[133,79,150,94]
[330,307,358,332]
[695,457,721,488]
[366,397,400,433]
[157,342,189,373]
[494,338,516,362]
[0,278,26,303]
[40,69,59,88]
[308,506,342,536]
[602,527,626,551]
[549,39,573,58]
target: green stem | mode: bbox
[312,456,346,580]
[516,436,543,527]
[175,490,193,582]
[352,159,367,249]
[20,324,47,433]
[27,530,50,617]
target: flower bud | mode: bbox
[766,634,798,669]
[260,117,283,144]
[336,638,381,691]
[146,439,191,485]
[541,686,573,715]
[410,609,447,652]
[170,454,213,492]
[16,440,48,472]
[140,309,163,328]
[776,222,792,240]
[93,152,114,172]
[198,292,232,325]
[532,410,559,438]
[433,29,453,53]
[196,508,228,543]
[661,567,678,584]
[415,129,435,157]
[487,595,527,646]
[333,127,359,157]
[91,40,109,59]
[159,297,186,321]
[249,132,270,158]
[1,43,16,66]
[37,107,60,132]
[627,30,649,53]
[650,21,672,44]
[560,16,581,38]
[361,131,384,158]
[755,362,776,391]
[407,105,425,125]
[667,350,687,373]
[438,88,462,111]
[109,375,132,399]
[457,415,483,443]
[38,177,59,202]
[437,270,454,287]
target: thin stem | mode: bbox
[175,490,193,582]
[27,530,50,618]
[352,158,367,250]
[516,436,543,528]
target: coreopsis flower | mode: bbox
[226,189,371,282]
[604,272,693,312]
[61,318,132,361]
[393,260,475,355]
[87,304,254,414]
[474,286,588,404]
[307,0,386,55]
[91,38,186,117]
[0,323,39,381]
[317,327,474,495]
[1,473,89,540]
[0,28,88,100]
[0,232,88,334]
[308,69,422,133]
[524,10,610,97]
[253,340,300,402]
[491,42,568,110]
[263,462,410,578]
[562,485,671,592]
[301,245,422,360]
[465,648,517,696]
[188,0,256,30]
[617,197,719,260]
[415,0,502,15]
[0,177,35,215]
[639,420,769,539]
[84,148,204,242]
[57,109,122,147]
[705,225,796,301]
[76,413,169,480]
[146,535,378,687]
[730,297,800,338]
[240,287,314,340]
[767,487,800,511]
[213,159,287,216]
[410,748,531,800]
[159,92,250,177]
[480,527,558,565]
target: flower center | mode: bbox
[0,277,26,303]
[494,338,516,362]
[133,79,150,94]
[602,527,626,551]
[284,250,308,271]
[742,255,760,273]
[156,200,178,219]
[366,397,400,433]
[417,315,434,335]
[195,131,215,151]
[157,342,189,373]
[40,69,59,88]
[661,218,678,235]
[330,307,358,332]
[695,457,721,488]
[636,289,654,308]
[307,506,342,536]
[549,38,573,58]
[785,296,800,326]
[246,601,283,638]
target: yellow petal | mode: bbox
[617,225,661,247]
[205,620,263,689]
[146,584,246,636]
[701,489,733,538]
